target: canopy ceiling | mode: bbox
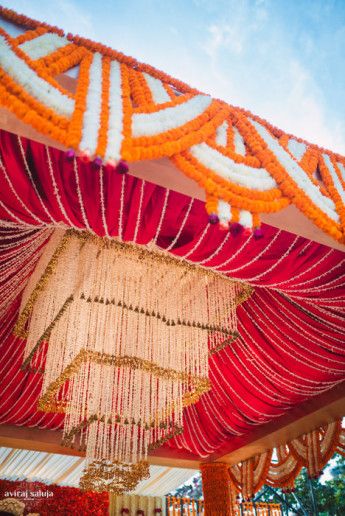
[0,130,344,463]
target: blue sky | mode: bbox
[4,0,345,154]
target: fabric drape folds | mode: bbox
[0,129,344,459]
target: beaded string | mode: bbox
[180,223,210,260]
[118,174,126,241]
[45,146,75,227]
[17,135,57,224]
[219,230,282,275]
[243,235,300,283]
[0,202,41,226]
[198,232,230,266]
[73,157,93,233]
[250,295,344,370]
[0,156,45,225]
[242,308,338,383]
[99,165,110,238]
[133,179,145,243]
[152,188,170,245]
[237,320,332,395]
[262,290,345,349]
[165,197,194,251]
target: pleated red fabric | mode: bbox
[0,129,344,458]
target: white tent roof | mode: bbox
[0,447,198,497]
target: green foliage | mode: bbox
[257,454,345,515]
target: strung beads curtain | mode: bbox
[15,227,248,492]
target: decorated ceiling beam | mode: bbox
[1,380,344,470]
[0,108,343,252]
[0,6,344,244]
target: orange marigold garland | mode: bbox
[200,463,234,516]
[227,420,345,500]
[95,56,111,159]
[67,53,92,151]
[0,6,344,242]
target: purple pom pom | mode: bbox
[229,222,243,236]
[92,156,103,169]
[253,227,264,240]
[115,160,129,174]
[208,213,219,225]
[65,149,75,161]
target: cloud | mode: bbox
[197,2,345,154]
[2,0,96,39]
[264,59,345,153]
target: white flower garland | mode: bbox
[217,199,232,225]
[0,35,74,117]
[251,119,339,222]
[337,161,345,182]
[215,202,253,231]
[238,209,253,228]
[19,33,68,60]
[233,126,246,156]
[287,138,306,161]
[190,142,277,191]
[323,154,345,202]
[215,121,228,147]
[105,60,123,162]
[132,95,212,137]
[143,72,171,104]
[79,52,103,156]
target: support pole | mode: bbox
[200,463,234,516]
[307,477,319,516]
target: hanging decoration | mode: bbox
[0,6,344,242]
[228,419,345,499]
[15,227,249,492]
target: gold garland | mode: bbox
[14,231,71,337]
[80,292,240,336]
[79,459,150,494]
[15,228,253,348]
[61,414,184,452]
[38,348,211,414]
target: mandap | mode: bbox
[0,5,344,515]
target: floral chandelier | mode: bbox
[15,228,250,493]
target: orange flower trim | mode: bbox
[228,421,344,498]
[201,463,233,516]
[131,69,154,106]
[67,53,92,150]
[14,27,48,45]
[95,56,111,158]
[231,110,343,241]
[0,28,74,100]
[128,68,151,108]
[0,6,64,36]
[318,155,345,230]
[38,44,88,77]
[0,6,344,242]
[0,78,68,144]
[173,151,288,208]
[126,102,228,160]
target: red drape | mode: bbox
[0,129,344,458]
